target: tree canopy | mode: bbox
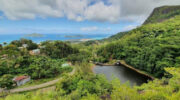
[96,15,180,77]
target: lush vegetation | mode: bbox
[96,15,180,77]
[1,64,180,100]
[101,31,128,42]
[0,39,76,89]
[40,41,79,59]
[11,39,38,50]
[144,5,180,24]
[1,5,180,100]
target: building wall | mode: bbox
[17,77,31,86]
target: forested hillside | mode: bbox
[101,32,128,42]
[2,63,180,100]
[0,40,77,89]
[97,15,180,77]
[102,6,180,43]
[144,5,180,24]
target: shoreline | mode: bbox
[119,60,155,80]
[92,61,155,80]
[0,34,108,44]
[90,64,96,73]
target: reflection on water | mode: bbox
[93,65,151,86]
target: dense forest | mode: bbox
[1,64,180,100]
[0,40,76,89]
[96,15,180,78]
[144,5,180,24]
[0,5,180,100]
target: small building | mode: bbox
[13,76,31,86]
[1,54,8,59]
[18,47,24,50]
[62,63,70,67]
[29,49,40,55]
[22,44,28,48]
[18,44,28,50]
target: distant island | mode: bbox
[66,38,93,42]
[24,33,44,38]
[64,34,84,38]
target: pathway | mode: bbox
[3,68,76,94]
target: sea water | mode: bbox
[0,34,110,44]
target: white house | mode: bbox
[22,44,28,48]
[13,76,31,86]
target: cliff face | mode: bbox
[144,5,180,24]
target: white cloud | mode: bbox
[103,27,111,31]
[81,26,98,31]
[80,26,111,32]
[84,2,121,23]
[118,0,180,23]
[0,0,63,20]
[122,25,137,31]
[0,0,179,23]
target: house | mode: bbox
[13,76,31,86]
[29,49,40,55]
[22,44,28,48]
[18,44,28,50]
[1,54,8,59]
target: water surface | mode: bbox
[93,65,151,86]
[0,34,110,44]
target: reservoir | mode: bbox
[93,65,152,86]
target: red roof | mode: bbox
[14,76,29,81]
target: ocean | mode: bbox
[0,34,110,44]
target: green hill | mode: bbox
[144,5,180,24]
[101,6,180,42]
[97,15,180,77]
[101,31,128,42]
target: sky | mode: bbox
[0,0,180,35]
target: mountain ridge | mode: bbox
[103,5,180,42]
[144,5,180,24]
